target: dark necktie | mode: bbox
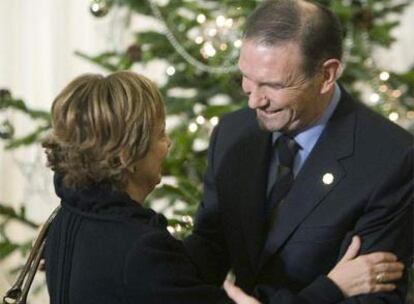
[265,135,299,218]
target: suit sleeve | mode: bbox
[333,145,413,303]
[257,145,413,304]
[123,228,231,304]
[184,125,231,285]
[254,275,344,304]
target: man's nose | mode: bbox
[248,89,267,109]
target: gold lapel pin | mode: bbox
[322,173,334,185]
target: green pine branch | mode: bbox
[0,204,39,229]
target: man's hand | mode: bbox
[327,235,404,297]
[224,280,261,304]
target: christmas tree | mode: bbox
[1,0,413,301]
[82,0,414,235]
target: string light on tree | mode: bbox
[388,112,399,122]
[188,123,198,133]
[195,36,204,44]
[175,224,183,233]
[234,39,242,48]
[379,71,390,81]
[196,14,206,24]
[196,115,206,125]
[210,117,219,126]
[201,42,217,58]
[225,18,234,28]
[216,15,226,27]
[207,28,218,37]
[369,93,380,104]
[166,66,176,76]
[181,215,193,226]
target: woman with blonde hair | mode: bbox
[43,71,230,304]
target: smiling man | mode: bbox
[239,40,334,134]
[185,0,413,303]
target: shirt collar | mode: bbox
[272,83,341,152]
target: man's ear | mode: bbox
[320,59,342,94]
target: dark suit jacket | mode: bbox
[185,87,413,304]
[44,177,229,304]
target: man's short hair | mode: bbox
[243,0,343,77]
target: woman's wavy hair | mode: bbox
[43,71,165,190]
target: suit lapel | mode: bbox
[258,94,357,269]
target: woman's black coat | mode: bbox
[44,176,228,304]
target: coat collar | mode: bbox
[54,174,168,228]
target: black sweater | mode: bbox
[44,176,229,304]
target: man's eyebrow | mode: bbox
[240,72,281,85]
[261,80,285,87]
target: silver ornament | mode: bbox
[90,0,111,17]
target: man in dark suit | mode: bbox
[185,0,413,303]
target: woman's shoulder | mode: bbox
[121,228,227,304]
[122,228,194,290]
[124,226,187,264]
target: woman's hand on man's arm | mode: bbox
[327,235,404,297]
